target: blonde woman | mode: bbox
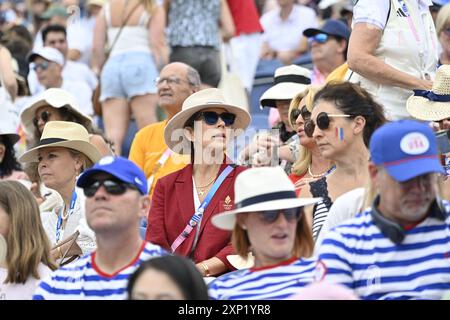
[0,181,57,300]
[93,0,169,155]
[20,121,102,262]
[436,3,450,66]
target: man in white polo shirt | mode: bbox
[317,120,450,300]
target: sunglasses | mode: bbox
[290,105,311,124]
[83,179,138,197]
[155,76,190,87]
[304,112,351,137]
[308,33,329,44]
[197,111,236,127]
[33,110,52,127]
[33,61,50,72]
[257,207,302,224]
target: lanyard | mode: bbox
[170,165,234,253]
[55,190,77,243]
[147,148,172,190]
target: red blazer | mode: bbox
[146,163,247,271]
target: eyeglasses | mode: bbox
[308,33,329,44]
[197,111,236,127]
[33,110,52,127]
[290,105,311,124]
[83,179,138,197]
[155,76,189,87]
[33,61,50,72]
[304,112,351,137]
[257,208,302,224]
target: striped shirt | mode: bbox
[33,241,168,300]
[317,201,450,300]
[208,257,317,300]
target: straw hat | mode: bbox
[212,167,321,231]
[19,121,101,164]
[164,88,251,154]
[20,88,93,135]
[406,65,450,121]
[260,65,311,108]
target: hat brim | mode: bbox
[384,156,445,182]
[260,83,309,108]
[1,133,20,145]
[212,197,322,231]
[19,140,102,164]
[406,96,450,121]
[164,103,251,155]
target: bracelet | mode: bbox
[200,262,211,277]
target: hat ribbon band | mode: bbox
[413,90,450,102]
[235,191,297,209]
[274,75,311,85]
[37,137,68,147]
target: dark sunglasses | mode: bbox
[257,207,302,224]
[83,179,138,197]
[33,61,50,72]
[197,111,236,127]
[305,112,351,137]
[308,33,329,44]
[290,105,311,124]
[33,110,52,127]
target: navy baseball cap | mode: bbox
[303,19,351,40]
[77,156,148,195]
[370,120,445,182]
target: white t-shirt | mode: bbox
[0,263,52,300]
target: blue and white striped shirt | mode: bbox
[33,242,168,300]
[317,201,450,300]
[208,257,317,300]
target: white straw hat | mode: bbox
[260,65,311,108]
[164,88,251,154]
[212,167,321,231]
[20,121,101,164]
[406,65,450,121]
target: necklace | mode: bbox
[308,164,336,179]
[195,176,216,196]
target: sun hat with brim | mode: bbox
[19,121,101,164]
[212,167,321,231]
[164,88,251,155]
[260,65,311,108]
[406,65,450,121]
[0,115,20,145]
[0,131,20,146]
[20,88,93,135]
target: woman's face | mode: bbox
[439,24,450,55]
[37,147,81,191]
[34,105,63,135]
[238,209,299,267]
[0,205,10,238]
[294,98,316,148]
[131,269,185,300]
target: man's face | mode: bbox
[33,56,62,88]
[310,35,346,64]
[44,31,68,57]
[370,165,438,226]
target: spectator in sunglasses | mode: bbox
[146,88,250,278]
[20,121,102,265]
[209,167,320,300]
[33,156,168,299]
[436,3,450,66]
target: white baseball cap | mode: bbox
[28,47,64,66]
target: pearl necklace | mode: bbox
[308,164,336,179]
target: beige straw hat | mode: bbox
[19,121,101,164]
[164,88,251,154]
[406,65,450,121]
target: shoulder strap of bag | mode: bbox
[59,230,80,266]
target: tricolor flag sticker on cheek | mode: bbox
[335,127,344,141]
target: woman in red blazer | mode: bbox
[146,88,251,277]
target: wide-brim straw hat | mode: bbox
[212,167,321,231]
[20,88,93,135]
[406,65,450,121]
[164,88,251,155]
[260,65,311,108]
[20,121,101,164]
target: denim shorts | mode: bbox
[100,51,158,102]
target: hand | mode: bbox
[415,78,433,91]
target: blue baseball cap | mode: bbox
[77,156,148,195]
[370,120,445,182]
[303,19,351,41]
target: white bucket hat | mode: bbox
[20,88,93,135]
[406,65,450,121]
[164,88,251,155]
[260,65,311,108]
[212,167,321,231]
[0,116,20,145]
[20,121,101,164]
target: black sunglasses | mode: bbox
[305,112,351,137]
[33,110,52,127]
[83,179,138,197]
[257,207,302,224]
[197,111,236,127]
[290,105,311,124]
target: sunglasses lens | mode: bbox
[202,112,219,125]
[290,109,301,123]
[301,106,311,120]
[283,208,301,222]
[258,208,301,224]
[83,180,128,197]
[315,34,328,43]
[316,112,330,130]
[220,112,236,126]
[258,210,279,224]
[304,120,315,137]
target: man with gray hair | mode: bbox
[129,62,201,198]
